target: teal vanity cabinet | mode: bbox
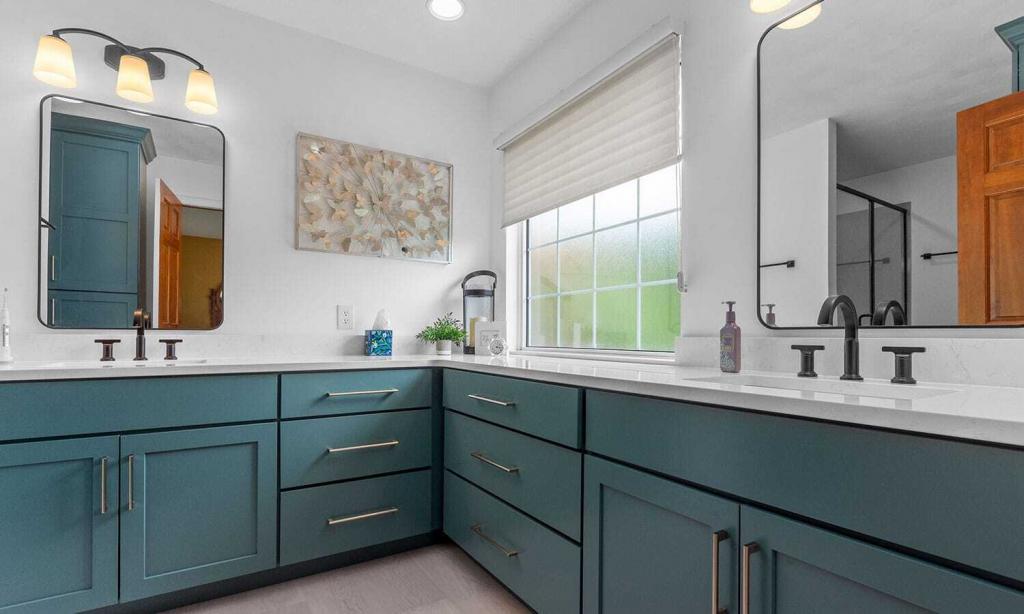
[0,436,119,613]
[582,456,737,614]
[46,113,153,328]
[118,423,278,602]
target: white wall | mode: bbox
[760,119,836,326]
[0,0,491,354]
[844,156,958,326]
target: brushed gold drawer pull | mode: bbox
[327,440,400,454]
[742,542,760,614]
[470,524,519,557]
[467,394,515,407]
[471,451,520,474]
[712,530,729,614]
[326,388,399,398]
[327,506,399,526]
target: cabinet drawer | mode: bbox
[281,369,432,418]
[0,374,277,441]
[443,369,581,448]
[587,389,1024,583]
[445,471,580,614]
[445,411,581,540]
[280,470,433,566]
[281,409,433,488]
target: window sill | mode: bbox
[511,348,677,366]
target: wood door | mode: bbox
[957,91,1024,324]
[0,436,119,613]
[582,455,738,614]
[119,424,277,601]
[740,506,1024,613]
[158,180,183,328]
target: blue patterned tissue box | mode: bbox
[365,330,393,356]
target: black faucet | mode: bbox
[871,300,907,326]
[817,295,863,381]
[132,309,150,361]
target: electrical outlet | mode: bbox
[337,304,354,330]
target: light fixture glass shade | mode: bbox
[778,3,822,29]
[426,0,464,21]
[749,0,791,14]
[116,54,154,103]
[33,35,77,88]
[185,69,218,114]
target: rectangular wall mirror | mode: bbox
[758,0,1024,328]
[39,96,225,330]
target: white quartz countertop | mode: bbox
[2,353,1023,447]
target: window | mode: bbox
[525,164,681,352]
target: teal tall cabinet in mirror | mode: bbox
[46,113,152,328]
[0,436,119,613]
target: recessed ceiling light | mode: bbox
[427,0,464,21]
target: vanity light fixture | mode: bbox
[778,3,822,29]
[32,28,218,115]
[749,0,791,14]
[427,0,465,21]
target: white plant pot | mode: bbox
[435,340,453,355]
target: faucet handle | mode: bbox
[159,339,183,361]
[94,339,121,362]
[882,346,925,385]
[791,344,825,378]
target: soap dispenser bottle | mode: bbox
[720,301,740,373]
[0,288,12,363]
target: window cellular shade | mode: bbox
[501,34,681,227]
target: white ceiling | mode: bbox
[206,0,596,87]
[761,0,1019,181]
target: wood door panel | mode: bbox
[989,189,1024,322]
[987,114,1024,172]
[158,181,183,329]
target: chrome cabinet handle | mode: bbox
[741,542,759,614]
[470,524,519,558]
[50,255,56,281]
[325,388,399,398]
[467,394,515,407]
[327,439,400,454]
[327,506,398,526]
[712,530,729,614]
[99,457,109,515]
[471,451,520,474]
[127,454,136,512]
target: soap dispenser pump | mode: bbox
[720,301,740,373]
[0,288,12,363]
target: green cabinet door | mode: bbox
[740,506,1024,613]
[0,436,119,613]
[582,456,738,614]
[119,423,277,601]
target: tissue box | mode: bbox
[365,330,393,356]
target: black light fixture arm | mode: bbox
[135,47,204,71]
[51,27,128,49]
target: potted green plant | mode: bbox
[416,312,467,355]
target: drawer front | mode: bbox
[0,374,277,441]
[281,369,432,418]
[280,470,433,566]
[443,369,581,448]
[281,409,433,488]
[445,411,581,540]
[587,389,1024,583]
[444,471,581,614]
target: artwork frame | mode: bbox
[295,132,453,264]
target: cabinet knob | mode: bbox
[882,346,925,385]
[159,339,183,361]
[791,345,825,378]
[94,339,121,362]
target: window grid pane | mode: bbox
[526,164,680,352]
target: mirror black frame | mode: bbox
[755,0,1023,330]
[37,94,226,330]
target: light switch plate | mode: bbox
[337,305,354,330]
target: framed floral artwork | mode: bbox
[295,132,452,263]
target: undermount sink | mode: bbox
[8,358,211,369]
[688,374,956,401]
